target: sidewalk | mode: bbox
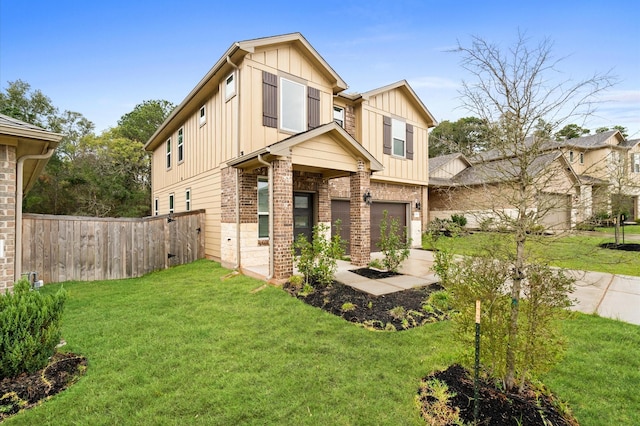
[336,249,640,326]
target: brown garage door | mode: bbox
[331,200,408,254]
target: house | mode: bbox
[552,130,640,221]
[428,150,580,231]
[428,130,640,231]
[0,113,61,293]
[145,33,436,281]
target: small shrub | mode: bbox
[287,275,304,290]
[293,221,346,287]
[377,210,411,272]
[341,302,356,312]
[426,290,454,313]
[450,214,467,228]
[416,378,461,425]
[575,221,596,231]
[368,258,384,270]
[0,280,67,379]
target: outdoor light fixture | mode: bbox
[363,190,372,205]
[415,201,421,210]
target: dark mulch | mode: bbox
[349,267,401,279]
[0,352,87,421]
[283,278,446,330]
[599,242,640,252]
[418,364,579,426]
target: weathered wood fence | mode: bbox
[21,210,206,283]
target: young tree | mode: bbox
[454,32,615,391]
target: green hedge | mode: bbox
[0,280,67,379]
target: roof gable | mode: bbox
[362,80,437,128]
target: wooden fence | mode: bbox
[21,210,206,283]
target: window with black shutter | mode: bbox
[383,116,392,155]
[406,124,414,160]
[262,71,278,128]
[308,87,320,129]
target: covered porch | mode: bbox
[223,122,383,281]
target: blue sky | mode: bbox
[1,0,639,138]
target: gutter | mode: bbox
[226,55,243,270]
[257,153,273,280]
[15,148,55,282]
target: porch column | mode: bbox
[350,159,370,267]
[272,158,293,279]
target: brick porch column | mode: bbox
[318,178,330,223]
[0,145,16,293]
[272,158,293,279]
[350,160,370,267]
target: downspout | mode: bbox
[257,153,273,280]
[226,56,243,270]
[15,148,55,282]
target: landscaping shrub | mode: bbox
[450,213,467,228]
[0,280,67,379]
[377,210,411,272]
[292,221,346,287]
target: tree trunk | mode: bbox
[505,230,524,391]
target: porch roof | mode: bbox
[227,122,384,178]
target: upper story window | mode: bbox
[169,193,174,214]
[185,188,191,211]
[280,77,306,133]
[392,118,406,157]
[225,72,236,100]
[166,138,172,169]
[199,105,206,126]
[569,151,574,162]
[334,106,345,127]
[177,127,184,163]
[633,153,640,173]
[579,152,584,164]
[154,198,159,216]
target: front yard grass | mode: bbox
[5,260,639,425]
[427,232,640,276]
[595,224,640,234]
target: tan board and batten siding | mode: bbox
[361,88,430,183]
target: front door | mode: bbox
[293,192,314,244]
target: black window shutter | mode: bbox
[383,116,392,155]
[308,87,320,129]
[406,123,414,160]
[262,71,278,128]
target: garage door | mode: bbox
[331,200,408,254]
[539,193,571,231]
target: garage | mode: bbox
[539,193,571,231]
[331,200,408,253]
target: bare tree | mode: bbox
[454,33,616,391]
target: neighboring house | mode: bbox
[428,130,640,230]
[429,150,580,230]
[0,113,61,293]
[145,33,436,281]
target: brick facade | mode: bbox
[344,105,356,138]
[0,145,16,293]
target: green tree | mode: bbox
[117,99,175,143]
[596,125,628,138]
[0,80,57,129]
[554,123,590,141]
[429,116,490,157]
[454,32,615,392]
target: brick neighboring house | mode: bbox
[0,113,61,293]
[144,33,436,280]
[428,130,640,230]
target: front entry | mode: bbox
[293,192,314,243]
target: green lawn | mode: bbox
[5,260,639,425]
[426,232,640,276]
[595,224,640,234]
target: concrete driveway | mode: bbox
[336,249,640,326]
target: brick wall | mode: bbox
[330,176,424,215]
[272,158,293,279]
[344,105,356,138]
[349,160,371,266]
[0,145,16,293]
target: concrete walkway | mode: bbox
[336,249,640,326]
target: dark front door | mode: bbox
[293,192,314,244]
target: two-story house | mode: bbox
[144,33,436,281]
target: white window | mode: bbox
[177,127,184,163]
[169,193,174,214]
[280,77,306,133]
[392,118,406,157]
[166,138,172,169]
[225,72,236,99]
[185,188,191,211]
[154,198,159,216]
[333,106,345,127]
[199,105,206,126]
[257,177,269,238]
[633,153,640,173]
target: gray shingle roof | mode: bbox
[0,113,48,132]
[428,152,468,175]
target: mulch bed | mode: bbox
[283,277,446,331]
[418,364,579,425]
[349,267,401,279]
[599,242,640,252]
[0,352,87,421]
